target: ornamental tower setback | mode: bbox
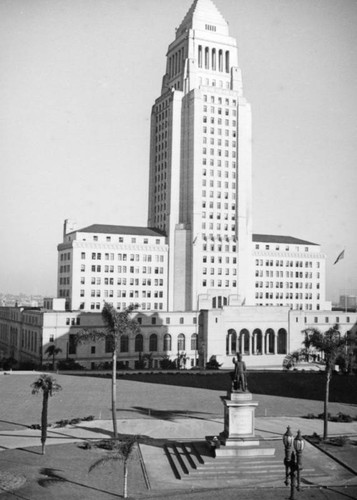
[148,0,253,311]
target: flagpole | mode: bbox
[343,249,346,313]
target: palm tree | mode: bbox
[44,344,62,370]
[76,302,140,439]
[302,324,351,439]
[31,374,62,454]
[89,436,137,499]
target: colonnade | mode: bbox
[226,328,287,356]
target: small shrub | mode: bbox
[205,355,222,370]
[57,359,84,371]
[96,439,116,450]
[327,436,349,447]
[78,441,92,450]
[81,415,95,422]
[337,412,353,423]
[305,413,316,419]
[160,356,177,370]
[55,419,70,427]
[311,432,321,443]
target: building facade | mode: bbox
[253,235,329,311]
[57,223,329,314]
[147,0,253,311]
[1,303,355,370]
[57,221,168,313]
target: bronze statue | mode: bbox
[231,354,248,392]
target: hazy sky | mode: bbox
[1,0,356,303]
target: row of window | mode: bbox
[202,222,236,232]
[21,329,38,352]
[84,253,165,262]
[255,281,320,290]
[202,190,235,200]
[203,243,237,252]
[202,180,236,190]
[203,95,237,107]
[203,117,237,129]
[255,292,317,300]
[198,46,230,73]
[256,271,315,278]
[202,279,236,288]
[87,302,164,311]
[81,277,164,287]
[81,235,162,245]
[83,290,164,299]
[60,252,71,261]
[202,268,237,276]
[256,259,319,268]
[81,265,165,274]
[255,245,317,254]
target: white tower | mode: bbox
[148,0,253,311]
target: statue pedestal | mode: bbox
[222,391,258,441]
[207,391,275,458]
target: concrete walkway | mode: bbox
[1,416,356,492]
[1,416,356,452]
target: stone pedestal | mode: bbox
[208,390,275,458]
[222,391,258,442]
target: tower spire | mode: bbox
[177,0,228,37]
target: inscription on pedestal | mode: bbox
[231,408,253,435]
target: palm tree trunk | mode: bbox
[123,461,128,498]
[41,391,49,455]
[323,368,331,440]
[111,350,118,439]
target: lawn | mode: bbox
[116,371,357,405]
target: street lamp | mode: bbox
[283,427,304,500]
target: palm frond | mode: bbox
[31,374,62,396]
[38,468,66,487]
[89,453,122,473]
[88,436,137,473]
[75,328,109,345]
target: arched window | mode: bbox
[191,333,198,350]
[253,329,262,355]
[212,48,216,70]
[205,47,209,69]
[226,328,237,354]
[239,329,250,355]
[212,296,228,309]
[149,333,158,352]
[163,334,172,352]
[225,51,230,73]
[198,45,202,68]
[120,335,129,353]
[277,328,287,354]
[135,334,143,352]
[218,50,223,71]
[265,328,275,354]
[177,333,185,351]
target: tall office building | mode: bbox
[147,0,253,312]
[57,0,328,315]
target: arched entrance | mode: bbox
[277,329,287,354]
[252,329,262,355]
[265,329,275,354]
[239,329,250,355]
[226,329,237,355]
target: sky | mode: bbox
[0,0,356,303]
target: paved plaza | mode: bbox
[0,372,357,499]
